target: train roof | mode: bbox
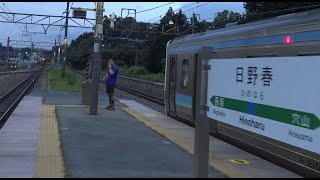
[169,8,320,46]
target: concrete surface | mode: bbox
[56,106,225,178]
[0,96,42,178]
[120,100,302,178]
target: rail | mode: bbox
[73,70,165,105]
[0,71,42,129]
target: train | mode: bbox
[8,59,17,70]
[164,8,320,177]
[7,58,35,71]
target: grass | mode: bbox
[44,65,81,92]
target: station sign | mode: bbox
[207,56,320,154]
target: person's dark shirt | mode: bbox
[106,65,118,86]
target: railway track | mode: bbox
[73,70,165,106]
[0,70,42,129]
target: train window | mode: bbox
[181,59,189,89]
[170,57,176,82]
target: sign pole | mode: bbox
[193,46,212,178]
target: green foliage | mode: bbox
[118,66,164,83]
[127,66,148,75]
[55,3,320,75]
[67,32,94,70]
[52,3,320,76]
[214,10,242,28]
[45,65,81,92]
[243,2,320,22]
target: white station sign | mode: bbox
[206,56,320,154]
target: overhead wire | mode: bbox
[148,2,212,36]
[1,2,24,31]
[145,2,199,23]
[0,5,22,35]
[136,2,174,14]
[182,2,211,13]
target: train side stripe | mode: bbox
[210,96,319,130]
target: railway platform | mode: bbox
[0,80,302,178]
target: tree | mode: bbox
[60,7,216,74]
[243,2,320,22]
[173,9,188,32]
[160,7,175,25]
[213,10,241,28]
[67,32,93,69]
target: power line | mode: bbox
[149,2,210,27]
[145,2,199,23]
[136,2,174,14]
[0,5,22,33]
[183,2,211,13]
[56,2,73,46]
[1,2,25,31]
[102,3,210,38]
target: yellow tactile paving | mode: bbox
[34,105,64,178]
[123,107,248,178]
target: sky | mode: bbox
[0,2,245,50]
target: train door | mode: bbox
[168,55,177,115]
[174,53,196,121]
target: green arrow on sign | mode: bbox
[210,96,320,130]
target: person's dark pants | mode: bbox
[106,84,115,106]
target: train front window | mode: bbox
[181,59,189,89]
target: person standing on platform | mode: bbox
[102,59,118,110]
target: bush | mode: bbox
[118,65,165,83]
[127,66,148,75]
[66,71,76,85]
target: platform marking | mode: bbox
[229,159,251,165]
[34,105,64,178]
[144,113,156,117]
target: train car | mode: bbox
[165,9,320,177]
[8,60,17,71]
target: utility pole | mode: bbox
[6,37,10,67]
[58,35,61,66]
[31,41,33,57]
[90,2,104,115]
[54,39,57,64]
[62,2,70,77]
[192,15,195,34]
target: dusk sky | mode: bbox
[0,2,245,50]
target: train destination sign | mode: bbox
[206,56,320,154]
